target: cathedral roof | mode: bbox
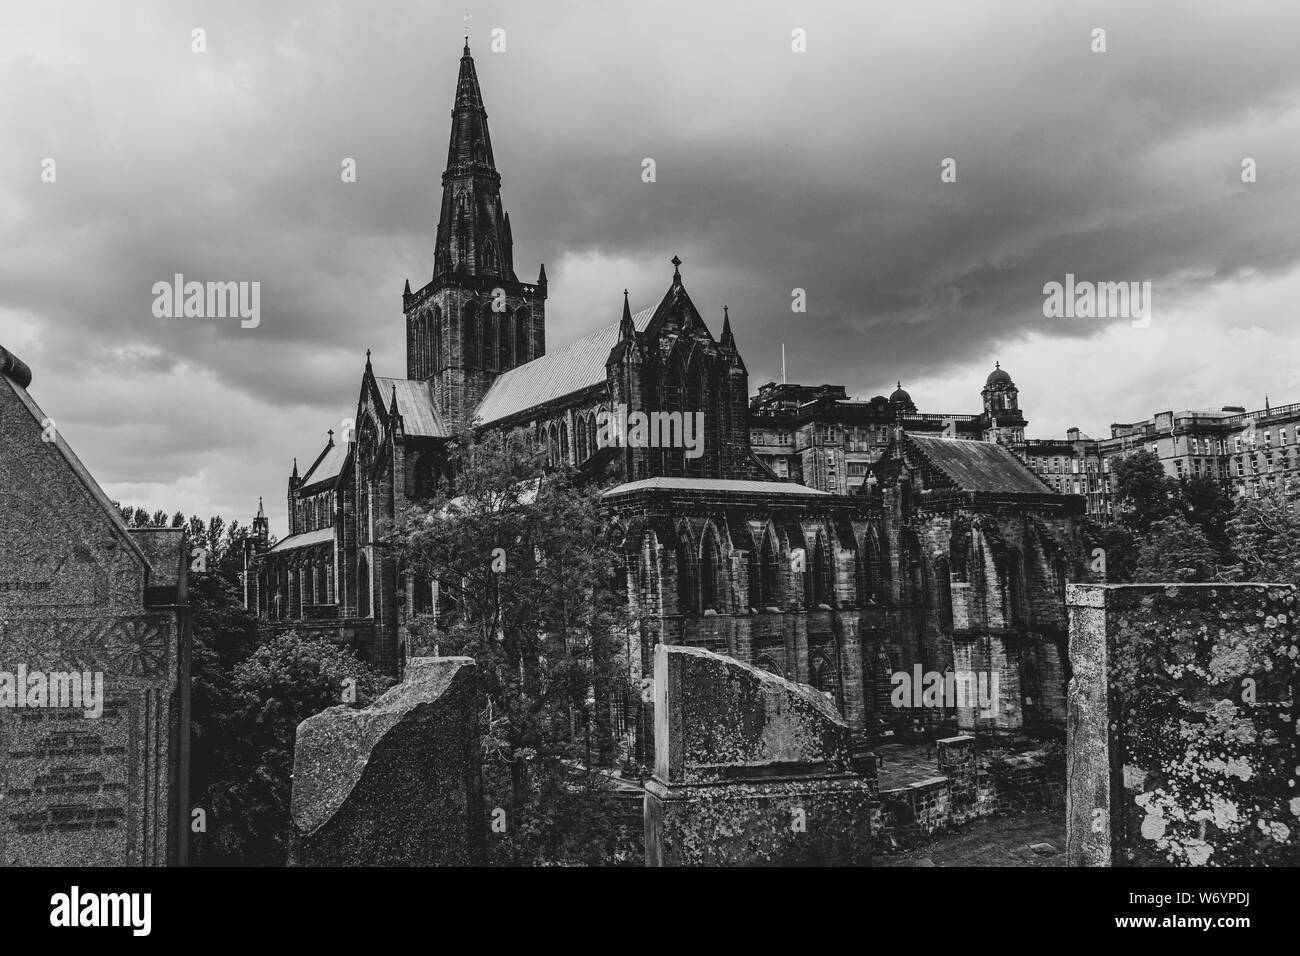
[300,438,348,487]
[475,306,654,425]
[603,477,829,497]
[376,377,448,438]
[904,435,1051,496]
[269,527,335,553]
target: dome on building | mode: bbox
[889,382,912,404]
[869,394,889,405]
[986,361,1012,386]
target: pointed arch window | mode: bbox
[357,553,371,618]
[807,535,833,607]
[515,309,530,365]
[462,301,479,366]
[675,534,695,614]
[700,528,722,612]
[751,530,780,609]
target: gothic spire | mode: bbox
[721,305,735,348]
[619,289,635,337]
[433,41,515,281]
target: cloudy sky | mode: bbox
[3,0,1299,535]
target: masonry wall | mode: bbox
[1066,583,1300,867]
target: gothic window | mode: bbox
[303,564,314,607]
[514,309,530,365]
[807,534,833,607]
[808,648,840,704]
[576,414,589,462]
[481,310,495,370]
[665,361,686,477]
[560,420,569,463]
[750,529,780,609]
[430,306,443,373]
[686,360,704,477]
[700,527,722,612]
[675,533,695,614]
[357,553,371,618]
[462,302,479,366]
[497,308,511,369]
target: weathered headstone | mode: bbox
[290,656,485,866]
[644,644,872,866]
[0,352,190,866]
[1067,583,1300,866]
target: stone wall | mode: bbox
[643,644,872,865]
[872,735,1063,849]
[1066,583,1300,866]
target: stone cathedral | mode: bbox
[243,40,1098,759]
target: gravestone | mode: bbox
[0,351,190,866]
[1067,583,1300,866]
[290,656,485,866]
[644,644,873,866]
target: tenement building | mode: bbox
[242,40,1096,756]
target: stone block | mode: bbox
[644,644,871,865]
[290,657,484,866]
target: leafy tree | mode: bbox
[386,427,632,865]
[187,571,262,863]
[1112,450,1177,532]
[1133,514,1220,583]
[1173,474,1234,560]
[1218,491,1300,586]
[197,632,389,866]
[1081,519,1139,583]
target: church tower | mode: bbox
[403,40,547,425]
[980,362,1026,443]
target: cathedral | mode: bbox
[242,40,1098,756]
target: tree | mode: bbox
[1218,491,1300,586]
[386,427,632,864]
[196,632,389,866]
[1133,514,1220,583]
[1084,520,1140,583]
[1112,450,1177,532]
[1173,474,1234,560]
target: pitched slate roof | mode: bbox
[376,377,448,438]
[603,477,830,497]
[269,527,336,553]
[301,439,347,487]
[906,435,1052,495]
[475,307,654,425]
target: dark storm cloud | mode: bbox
[3,0,1299,528]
